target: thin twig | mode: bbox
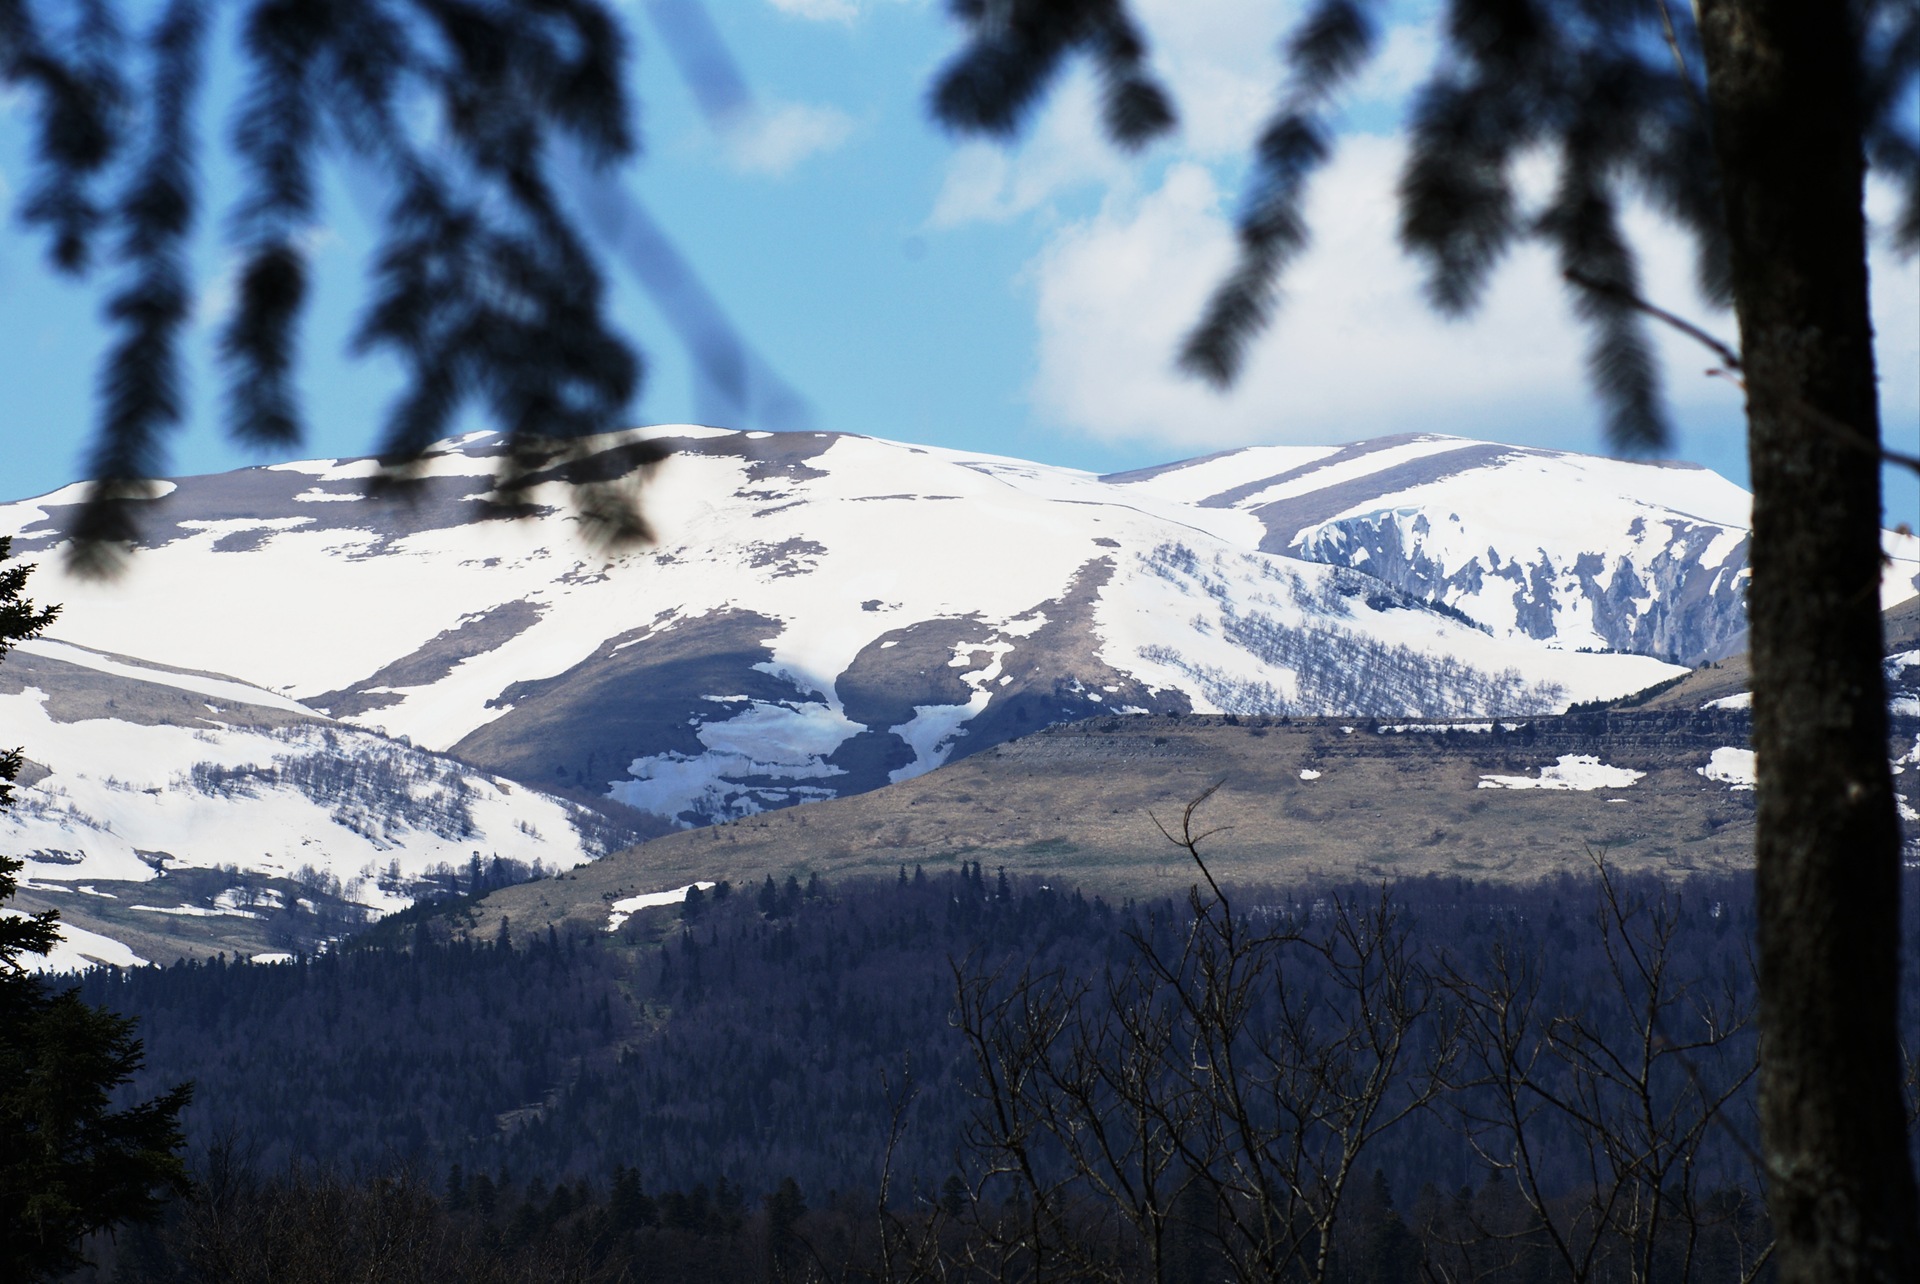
[1563,267,1920,477]
[1564,267,1742,369]
[1654,0,1711,121]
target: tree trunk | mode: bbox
[1696,2,1920,1280]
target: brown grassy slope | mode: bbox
[470,711,1786,940]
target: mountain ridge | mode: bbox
[6,425,1917,964]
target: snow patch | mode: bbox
[1479,755,1646,791]
[1699,747,1756,790]
[612,700,858,823]
[606,881,717,931]
[131,903,263,919]
[14,913,148,974]
[18,639,319,714]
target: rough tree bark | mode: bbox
[1696,2,1920,1279]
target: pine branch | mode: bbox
[1542,168,1670,453]
[220,0,325,448]
[931,0,1174,150]
[1180,0,1384,386]
[74,0,208,578]
[2,0,127,273]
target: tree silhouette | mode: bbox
[0,539,192,1279]
[0,0,780,566]
[933,3,1919,1281]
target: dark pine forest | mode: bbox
[61,864,1920,1282]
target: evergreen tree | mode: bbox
[609,1165,657,1231]
[0,540,191,1279]
[0,537,58,818]
[765,1175,807,1281]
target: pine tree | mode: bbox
[0,539,192,1280]
[765,1175,807,1281]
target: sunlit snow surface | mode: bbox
[11,912,148,973]
[1890,650,1920,718]
[7,425,1880,835]
[0,684,607,900]
[1118,434,1918,663]
[1699,747,1757,790]
[1478,755,1646,791]
[605,881,717,932]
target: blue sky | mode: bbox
[2,0,1916,519]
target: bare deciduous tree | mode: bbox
[1436,858,1766,1284]
[957,787,1454,1284]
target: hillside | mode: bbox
[1,639,650,968]
[461,706,1905,942]
[0,429,1743,832]
[1590,595,1920,714]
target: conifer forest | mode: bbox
[49,862,1918,1282]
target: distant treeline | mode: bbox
[65,863,1920,1281]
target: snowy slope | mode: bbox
[1111,433,1920,664]
[0,428,1708,831]
[0,639,637,965]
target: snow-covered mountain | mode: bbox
[0,430,1654,822]
[5,427,1914,833]
[10,425,1916,967]
[1109,434,1920,665]
[2,638,630,883]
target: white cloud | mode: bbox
[725,101,856,175]
[925,1,1286,230]
[766,0,861,19]
[1132,0,1292,158]
[1346,20,1441,108]
[927,0,1916,458]
[924,5,1434,227]
[1027,137,1781,453]
[928,73,1132,227]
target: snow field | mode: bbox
[11,910,148,974]
[0,686,603,904]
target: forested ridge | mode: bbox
[77,866,1107,1191]
[56,863,1920,1280]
